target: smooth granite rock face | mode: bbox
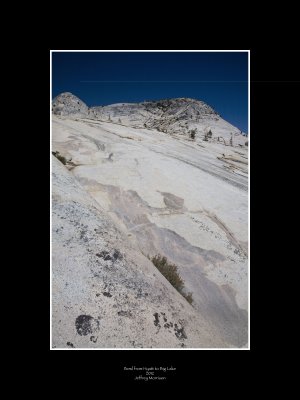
[52,94,248,349]
[52,156,228,349]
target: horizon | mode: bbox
[52,51,248,133]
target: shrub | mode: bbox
[151,255,184,292]
[150,255,193,304]
[203,130,212,142]
[190,129,196,139]
[183,292,194,304]
[52,151,67,165]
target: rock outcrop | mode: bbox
[52,92,89,117]
[52,156,227,348]
[91,97,247,144]
[52,92,247,145]
[52,93,248,348]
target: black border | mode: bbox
[28,46,292,385]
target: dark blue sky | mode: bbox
[52,52,248,133]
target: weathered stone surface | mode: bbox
[52,94,248,348]
[52,156,228,348]
[52,92,89,117]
